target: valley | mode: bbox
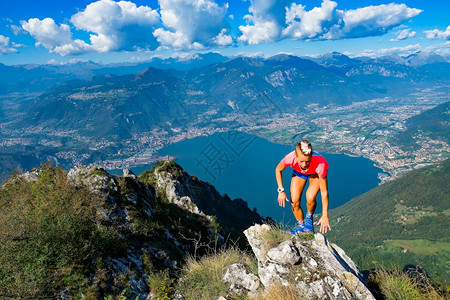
[0,53,449,183]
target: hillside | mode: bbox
[392,100,450,150]
[327,159,450,283]
[0,161,266,298]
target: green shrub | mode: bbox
[0,163,124,298]
[147,270,175,300]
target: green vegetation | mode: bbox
[0,163,125,298]
[0,162,224,298]
[370,267,445,300]
[147,270,175,300]
[328,159,450,286]
[261,224,291,249]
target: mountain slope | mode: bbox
[392,101,450,150]
[0,161,266,298]
[327,159,450,283]
[23,68,194,140]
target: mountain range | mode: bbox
[10,52,450,141]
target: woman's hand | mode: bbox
[315,216,331,234]
[277,191,289,207]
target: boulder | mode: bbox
[223,263,260,296]
[242,224,375,299]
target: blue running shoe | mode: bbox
[289,223,305,235]
[305,215,314,232]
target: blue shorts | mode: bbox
[292,169,310,180]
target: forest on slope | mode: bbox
[327,159,450,284]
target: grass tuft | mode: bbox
[257,283,303,300]
[176,248,256,299]
[370,267,445,300]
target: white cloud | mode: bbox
[21,18,92,56]
[234,51,266,58]
[213,29,233,46]
[238,0,291,44]
[390,28,416,41]
[424,26,450,40]
[154,0,230,50]
[17,0,425,56]
[283,0,337,39]
[21,0,160,56]
[0,35,18,55]
[71,0,160,52]
[239,1,422,44]
[336,4,421,39]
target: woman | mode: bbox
[275,140,331,234]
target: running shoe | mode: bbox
[289,223,305,235]
[304,215,314,232]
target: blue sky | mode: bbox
[0,0,449,65]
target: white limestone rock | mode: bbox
[242,224,376,299]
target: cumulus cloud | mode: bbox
[21,18,92,55]
[283,0,337,39]
[424,26,450,40]
[213,29,233,46]
[0,35,18,55]
[239,1,422,44]
[239,0,291,44]
[335,3,421,39]
[21,0,160,56]
[390,28,416,41]
[71,0,160,52]
[18,0,425,56]
[154,0,231,50]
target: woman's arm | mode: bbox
[316,177,331,234]
[275,162,288,207]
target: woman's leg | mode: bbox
[290,175,307,221]
[306,175,320,214]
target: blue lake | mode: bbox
[153,131,383,225]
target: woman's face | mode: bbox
[296,153,312,171]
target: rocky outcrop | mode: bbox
[223,263,260,297]
[155,165,204,216]
[152,161,268,243]
[67,164,118,194]
[224,224,375,299]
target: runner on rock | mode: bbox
[275,140,331,234]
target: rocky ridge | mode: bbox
[223,224,375,299]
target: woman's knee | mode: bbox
[290,195,301,208]
[305,192,317,204]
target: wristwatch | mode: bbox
[277,187,284,193]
